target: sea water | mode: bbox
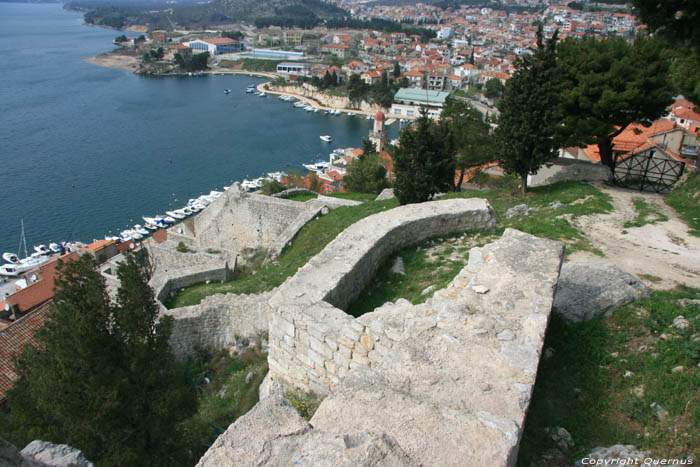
[0,3,396,254]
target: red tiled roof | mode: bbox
[0,301,52,400]
[83,239,117,252]
[5,253,78,315]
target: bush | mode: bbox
[261,180,286,195]
[283,387,322,421]
[176,242,190,253]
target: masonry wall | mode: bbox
[266,198,496,393]
[528,158,611,187]
[193,188,311,253]
[166,291,272,359]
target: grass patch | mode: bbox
[346,232,496,317]
[442,180,614,256]
[518,287,700,464]
[639,273,663,283]
[286,193,317,202]
[169,181,612,308]
[666,172,700,237]
[180,347,268,458]
[166,198,399,308]
[623,197,669,228]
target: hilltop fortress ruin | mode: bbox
[146,186,566,466]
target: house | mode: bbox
[78,239,118,265]
[0,301,53,402]
[283,30,303,46]
[403,70,425,88]
[361,70,382,85]
[276,62,311,78]
[320,43,351,59]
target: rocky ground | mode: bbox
[84,52,139,72]
[568,183,700,290]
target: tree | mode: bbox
[343,139,389,193]
[556,34,673,170]
[4,254,196,466]
[348,74,369,104]
[114,34,128,44]
[633,0,700,107]
[484,78,505,99]
[392,111,454,204]
[393,62,401,79]
[495,27,560,194]
[440,97,493,190]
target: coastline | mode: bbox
[85,52,139,72]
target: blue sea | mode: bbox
[0,3,397,255]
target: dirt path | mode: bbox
[568,183,700,290]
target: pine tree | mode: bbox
[556,34,672,170]
[392,111,454,204]
[5,254,196,466]
[440,97,492,190]
[495,27,560,194]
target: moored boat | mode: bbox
[320,135,333,142]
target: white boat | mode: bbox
[162,215,176,224]
[142,216,158,225]
[166,210,185,220]
[259,92,267,97]
[2,253,19,264]
[304,105,314,112]
[105,235,120,241]
[224,89,231,94]
[143,224,158,231]
[34,245,51,255]
[347,113,355,117]
[333,109,342,115]
[320,135,333,142]
[209,190,223,198]
[133,225,149,235]
[175,207,191,216]
[303,159,330,172]
[0,257,49,277]
[366,115,372,120]
[119,231,133,241]
[294,101,307,108]
[48,243,64,253]
[246,88,255,94]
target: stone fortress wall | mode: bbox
[195,196,566,466]
[266,198,497,393]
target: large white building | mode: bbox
[389,88,450,120]
[183,38,244,56]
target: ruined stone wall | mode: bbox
[165,292,272,359]
[197,228,565,467]
[528,158,612,187]
[193,188,312,253]
[266,198,497,393]
[151,262,232,307]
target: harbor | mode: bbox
[0,3,399,259]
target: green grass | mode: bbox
[283,387,322,421]
[286,193,317,202]
[346,233,491,317]
[169,181,612,308]
[518,287,700,464]
[441,180,613,256]
[180,348,268,458]
[639,273,663,283]
[166,198,399,308]
[623,197,669,228]
[666,172,700,237]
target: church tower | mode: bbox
[369,111,386,153]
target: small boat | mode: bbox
[259,92,267,97]
[133,225,149,236]
[105,235,120,241]
[303,159,330,172]
[293,101,306,108]
[324,109,330,114]
[304,105,314,112]
[366,115,372,120]
[320,135,333,142]
[162,215,176,224]
[142,216,158,225]
[144,224,158,231]
[119,231,133,241]
[246,88,255,94]
[34,245,51,255]
[208,190,223,198]
[347,112,355,117]
[2,253,19,264]
[166,210,185,220]
[48,243,64,254]
[224,89,231,94]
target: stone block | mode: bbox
[309,336,334,360]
